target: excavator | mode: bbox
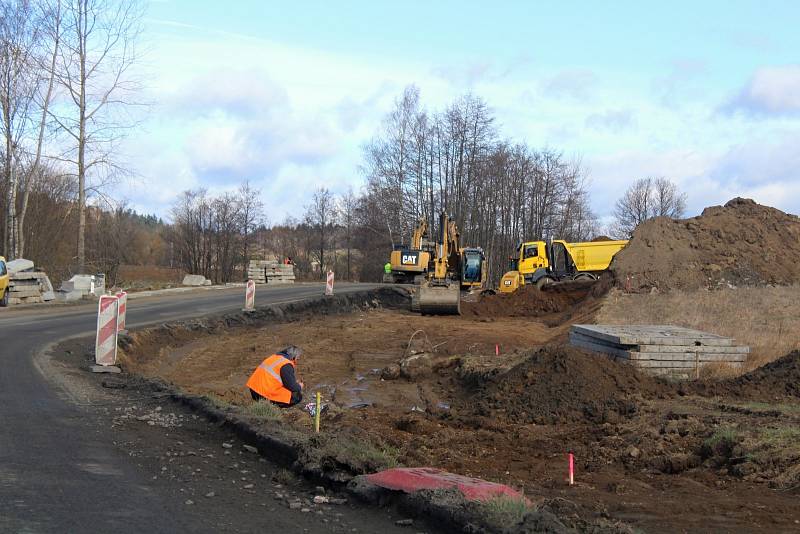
[384,217,434,284]
[499,239,627,293]
[416,212,487,315]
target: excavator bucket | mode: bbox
[418,281,460,315]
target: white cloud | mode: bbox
[726,65,800,115]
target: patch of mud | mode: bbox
[468,345,672,424]
[612,197,800,291]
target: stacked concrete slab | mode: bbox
[247,260,295,284]
[6,259,55,305]
[569,324,749,379]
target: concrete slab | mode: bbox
[7,258,34,273]
[572,324,735,346]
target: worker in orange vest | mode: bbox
[246,346,304,407]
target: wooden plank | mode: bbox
[572,324,735,347]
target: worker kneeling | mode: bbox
[247,346,304,407]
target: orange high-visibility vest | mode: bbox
[246,354,296,404]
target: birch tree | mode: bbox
[51,0,143,272]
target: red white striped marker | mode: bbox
[243,279,255,311]
[495,344,499,356]
[325,270,334,296]
[568,452,574,486]
[95,295,120,366]
[116,290,128,332]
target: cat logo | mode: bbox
[401,254,418,265]
[503,279,512,286]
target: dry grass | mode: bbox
[597,286,800,372]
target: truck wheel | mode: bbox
[0,289,8,307]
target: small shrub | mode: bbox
[480,495,532,530]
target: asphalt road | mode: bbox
[0,283,391,533]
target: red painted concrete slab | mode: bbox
[365,467,524,502]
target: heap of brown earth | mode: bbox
[465,345,672,424]
[611,197,800,292]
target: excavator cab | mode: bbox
[461,247,486,290]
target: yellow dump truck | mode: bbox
[0,256,9,307]
[499,239,627,293]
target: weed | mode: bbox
[271,468,294,485]
[701,427,740,459]
[242,400,282,420]
[479,495,532,529]
[761,426,800,447]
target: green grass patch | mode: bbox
[736,402,800,414]
[242,400,282,420]
[479,495,532,530]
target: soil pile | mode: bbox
[471,346,671,424]
[690,350,800,399]
[462,281,594,318]
[611,198,800,291]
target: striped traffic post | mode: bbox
[116,290,128,333]
[243,279,255,312]
[325,270,334,296]
[95,295,120,366]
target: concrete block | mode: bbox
[182,274,207,286]
[56,289,85,302]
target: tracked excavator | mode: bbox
[416,212,487,314]
[384,217,434,284]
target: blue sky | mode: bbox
[117,0,800,224]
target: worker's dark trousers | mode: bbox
[250,388,302,407]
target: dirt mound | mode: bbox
[611,198,800,291]
[689,351,800,399]
[462,281,595,318]
[469,345,671,424]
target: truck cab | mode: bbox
[0,256,9,306]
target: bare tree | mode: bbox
[339,187,357,280]
[237,180,264,273]
[612,177,687,237]
[304,187,336,278]
[50,0,143,272]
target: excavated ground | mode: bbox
[120,288,800,532]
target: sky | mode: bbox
[116,0,800,225]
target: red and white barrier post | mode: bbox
[94,294,120,369]
[243,279,256,312]
[325,270,335,296]
[116,290,128,333]
[568,452,574,486]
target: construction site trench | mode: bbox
[93,282,800,533]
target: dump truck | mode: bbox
[499,239,627,293]
[0,256,9,307]
[384,217,434,284]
